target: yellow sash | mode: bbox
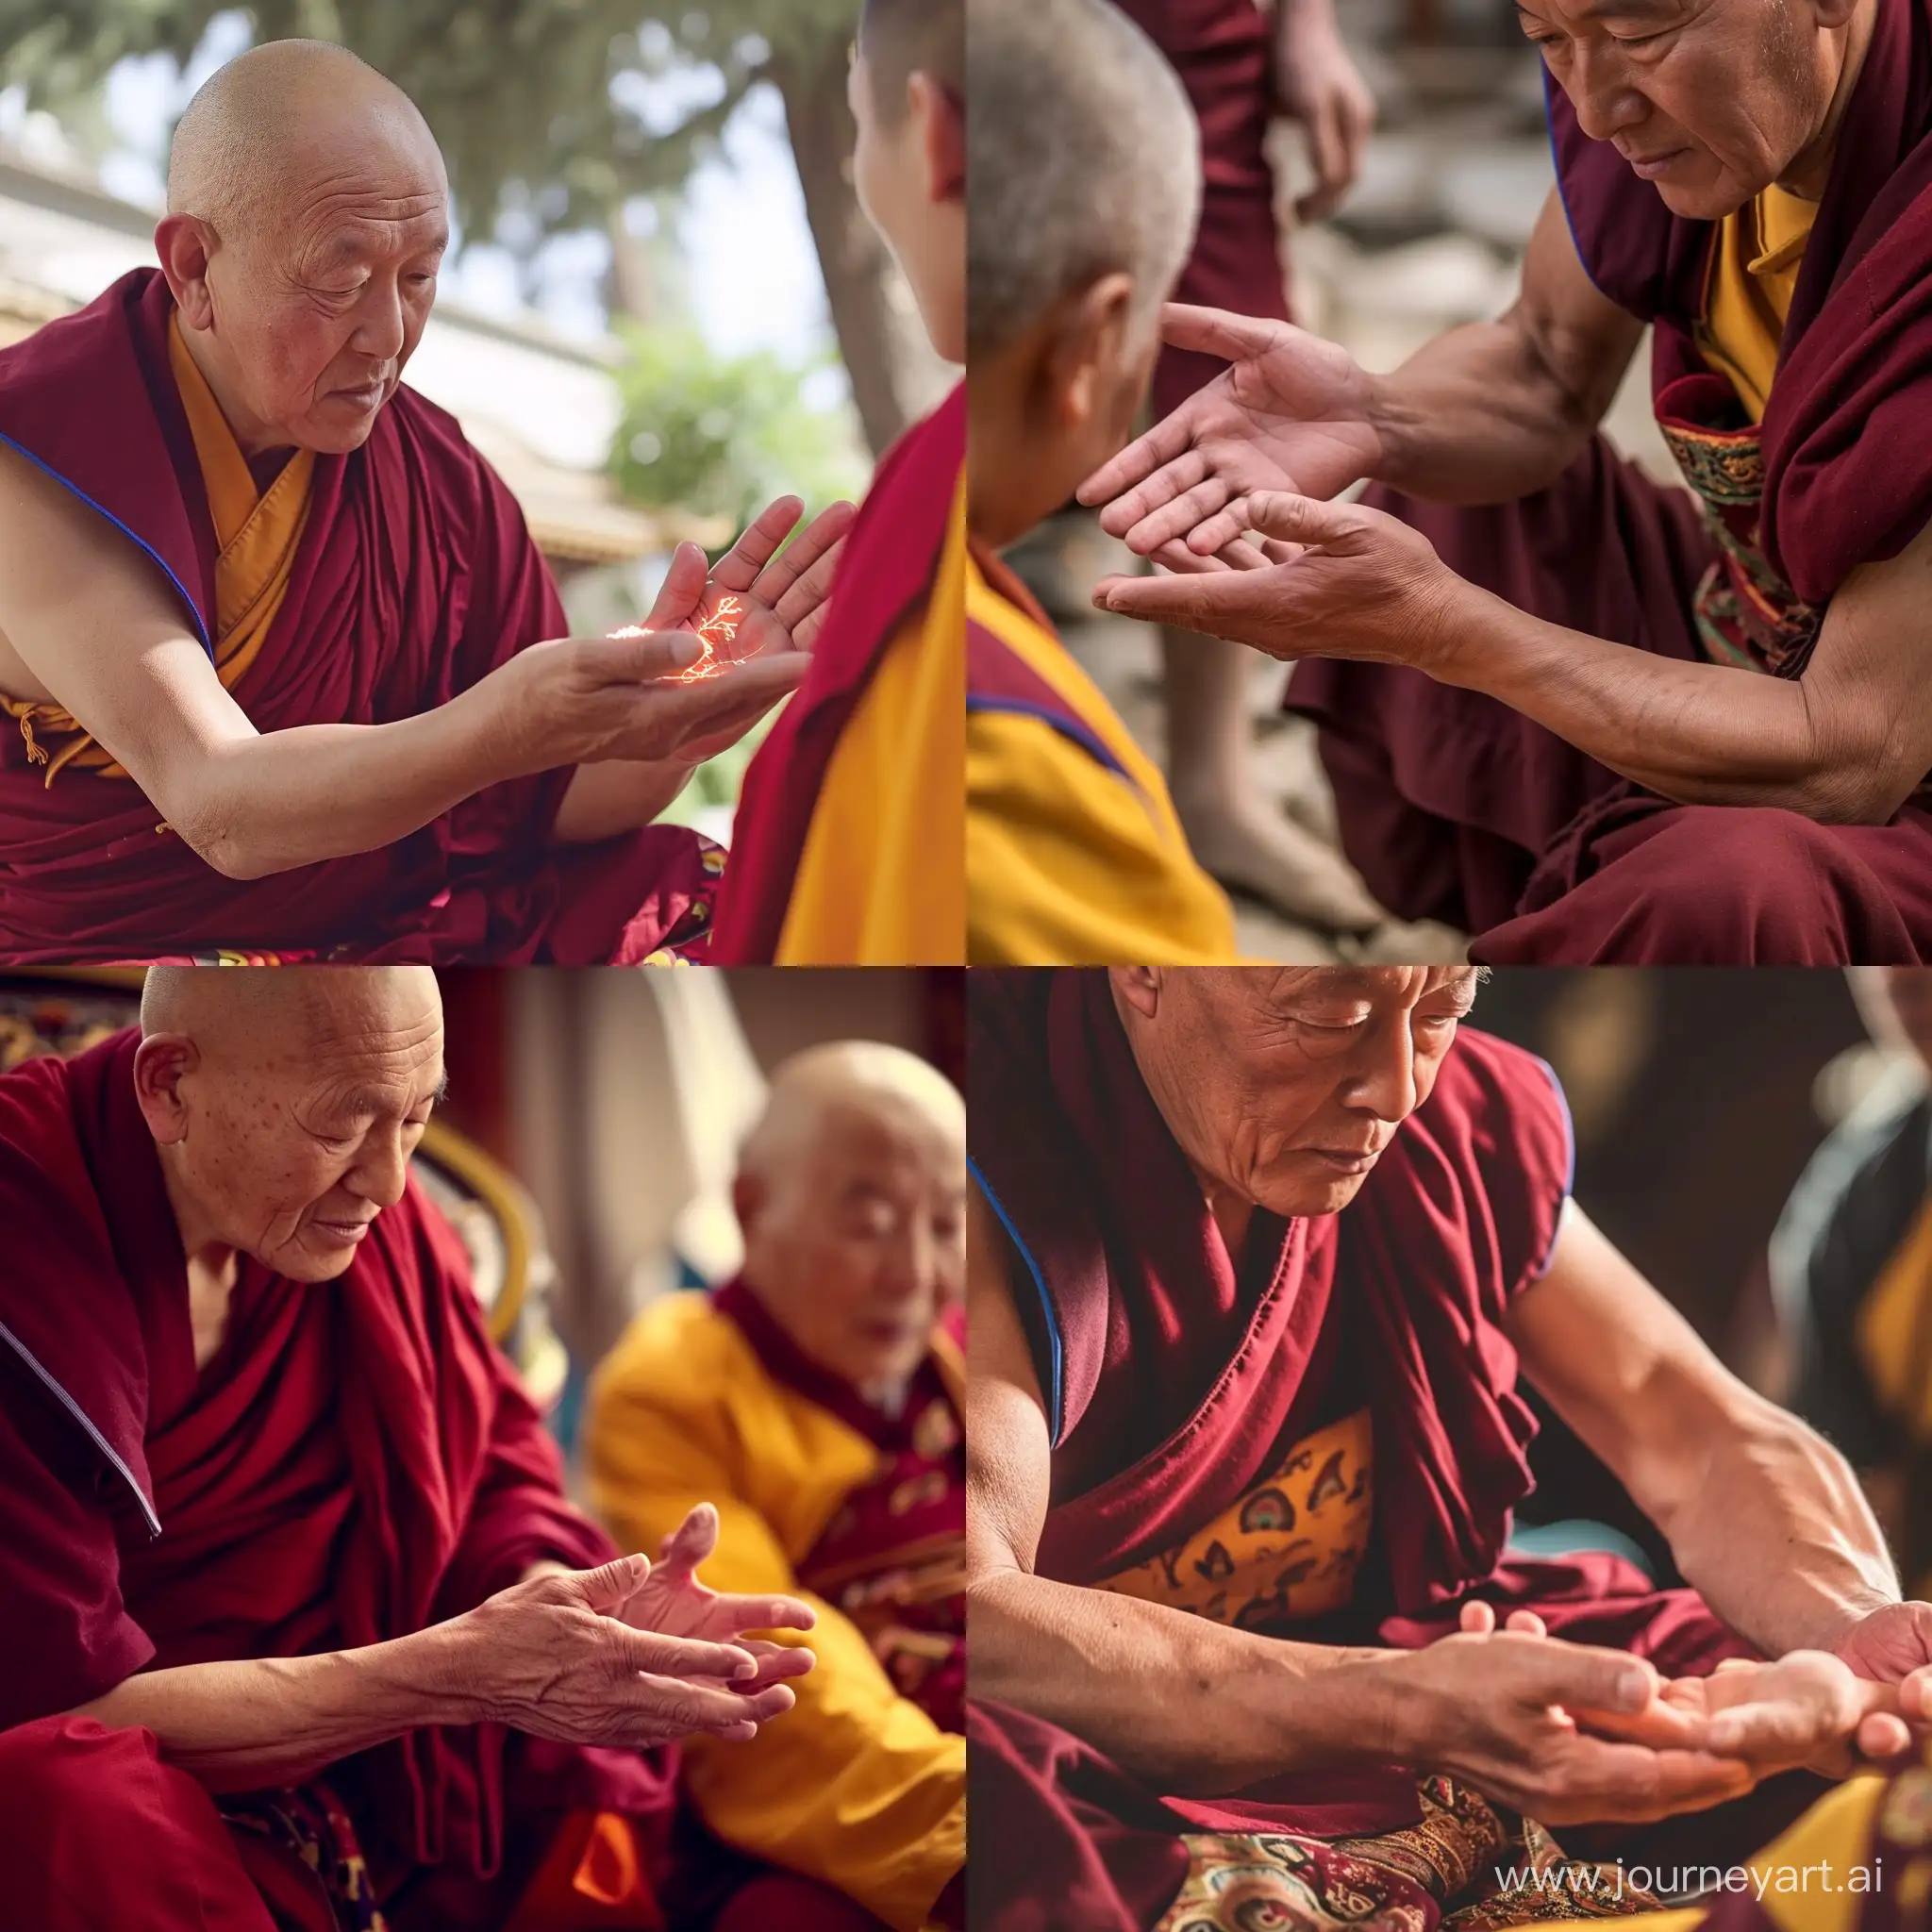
[6,315,314,785]
[1694,181,1817,425]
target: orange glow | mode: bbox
[610,591,748,683]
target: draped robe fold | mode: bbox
[965,972,1818,1928]
[0,269,716,965]
[1284,0,1932,964]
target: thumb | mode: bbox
[1541,1643,1660,1718]
[589,628,707,683]
[1243,491,1360,547]
[660,1502,720,1578]
[639,542,711,630]
[1161,302,1291,365]
[570,1551,651,1612]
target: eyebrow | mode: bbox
[339,1071,447,1118]
[1517,0,1682,19]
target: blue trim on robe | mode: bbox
[968,1151,1066,1446]
[1531,1052,1576,1280]
[965,693,1137,786]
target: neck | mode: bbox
[1199,1174,1256,1261]
[157,1143,241,1372]
[1779,0,1879,200]
[175,317,291,460]
[967,358,1078,550]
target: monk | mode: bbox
[0,40,852,966]
[588,1044,967,1931]
[707,0,965,966]
[967,966,1924,1928]
[966,0,1241,963]
[0,965,882,1931]
[1084,0,1932,965]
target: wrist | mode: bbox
[1275,1645,1416,1766]
[375,1617,494,1729]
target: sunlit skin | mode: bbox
[134,967,445,1296]
[848,43,966,365]
[1518,0,1874,218]
[158,85,450,459]
[1108,965,1484,1254]
[735,1047,967,1405]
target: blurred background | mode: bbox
[0,0,955,841]
[0,964,965,1479]
[1022,0,1675,963]
[1473,969,1929,1604]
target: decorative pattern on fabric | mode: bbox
[1157,1780,1658,1931]
[1654,407,1820,677]
[221,1783,390,1932]
[1096,1409,1373,1627]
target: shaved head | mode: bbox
[966,0,1200,356]
[136,967,445,1283]
[858,0,963,120]
[736,1042,966,1401]
[156,41,448,458]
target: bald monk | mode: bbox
[0,966,891,1931]
[0,41,850,965]
[967,967,1922,1928]
[1086,0,1932,965]
[588,1045,966,1931]
[708,0,965,966]
[965,0,1240,964]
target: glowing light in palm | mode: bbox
[611,593,748,683]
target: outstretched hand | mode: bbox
[1077,306,1381,563]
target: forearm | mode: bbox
[552,758,693,843]
[69,1625,475,1793]
[1367,310,1629,506]
[1430,587,1891,819]
[968,1566,1399,1794]
[182,677,534,878]
[1662,1401,1899,1657]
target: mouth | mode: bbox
[1621,147,1690,181]
[1302,1147,1381,1176]
[309,1215,376,1244]
[328,376,390,411]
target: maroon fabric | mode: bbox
[968,970,1570,1612]
[1110,0,1292,421]
[0,1029,675,1891]
[0,269,714,965]
[708,384,965,964]
[1286,450,1932,960]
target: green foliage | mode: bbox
[0,0,855,251]
[610,322,866,536]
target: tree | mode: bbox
[0,0,941,452]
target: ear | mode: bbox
[133,1034,200,1147]
[1042,273,1137,432]
[731,1168,765,1236]
[909,72,965,208]
[1108,966,1162,1020]
[154,214,218,330]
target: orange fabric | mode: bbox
[503,1810,664,1931]
[3,317,314,785]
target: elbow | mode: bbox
[1788,753,1914,828]
[1785,688,1921,825]
[173,805,272,881]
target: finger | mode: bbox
[1901,1664,1932,1721]
[1149,538,1238,575]
[1120,475,1237,557]
[1241,490,1363,548]
[1861,1711,1914,1760]
[706,1591,819,1635]
[1162,501,1259,559]
[1461,1602,1498,1636]
[1703,1699,1829,1762]
[771,535,846,633]
[582,630,709,683]
[1526,1642,1661,1720]
[1079,412,1205,509]
[1160,302,1298,366]
[792,603,829,654]
[613,1625,758,1682]
[637,542,711,631]
[710,497,806,593]
[1505,1610,1549,1639]
[658,1501,722,1579]
[735,1641,818,1684]
[1545,1736,1756,1824]
[750,501,856,608]
[632,1674,797,1735]
[1297,100,1350,221]
[1092,449,1213,539]
[566,1552,652,1614]
[1091,572,1250,636]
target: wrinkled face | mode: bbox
[739,1094,967,1395]
[206,127,447,453]
[142,987,445,1282]
[1115,967,1485,1218]
[1520,0,1845,217]
[849,45,965,363]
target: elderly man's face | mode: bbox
[208,141,446,455]
[141,986,444,1282]
[1521,0,1852,218]
[739,1093,967,1397]
[1112,967,1484,1220]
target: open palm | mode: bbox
[1080,306,1382,564]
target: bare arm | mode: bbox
[964,1190,1398,1794]
[1508,1201,1900,1658]
[1367,190,1643,506]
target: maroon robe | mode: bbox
[1285,0,1932,964]
[0,1030,676,1928]
[1109,0,1292,419]
[707,385,965,965]
[965,972,1795,1929]
[0,270,716,965]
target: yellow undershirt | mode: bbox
[965,550,1239,965]
[774,477,967,965]
[4,315,313,784]
[1694,180,1818,424]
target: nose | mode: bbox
[346,1120,411,1210]
[350,279,408,365]
[1564,43,1648,142]
[880,1216,939,1303]
[1347,1017,1420,1125]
